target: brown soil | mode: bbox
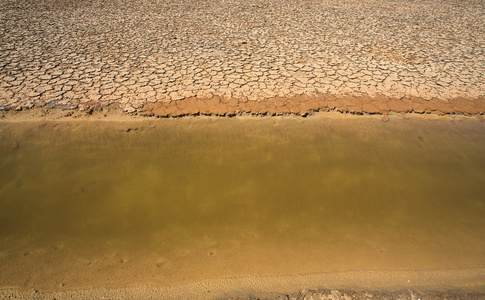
[138,94,485,117]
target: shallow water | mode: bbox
[0,117,484,291]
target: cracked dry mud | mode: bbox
[1,0,485,117]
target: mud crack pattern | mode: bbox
[0,0,484,116]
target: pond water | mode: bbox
[0,117,484,291]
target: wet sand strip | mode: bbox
[1,268,484,299]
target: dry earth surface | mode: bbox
[0,0,484,117]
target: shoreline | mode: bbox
[2,267,484,299]
[3,94,485,118]
[1,98,484,123]
[135,94,485,118]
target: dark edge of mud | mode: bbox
[1,94,485,120]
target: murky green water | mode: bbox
[0,118,484,290]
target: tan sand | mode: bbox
[2,268,485,299]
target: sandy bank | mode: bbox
[1,268,485,299]
[0,268,485,299]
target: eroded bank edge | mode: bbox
[1,94,485,121]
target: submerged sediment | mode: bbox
[0,119,485,299]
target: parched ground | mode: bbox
[1,0,485,117]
